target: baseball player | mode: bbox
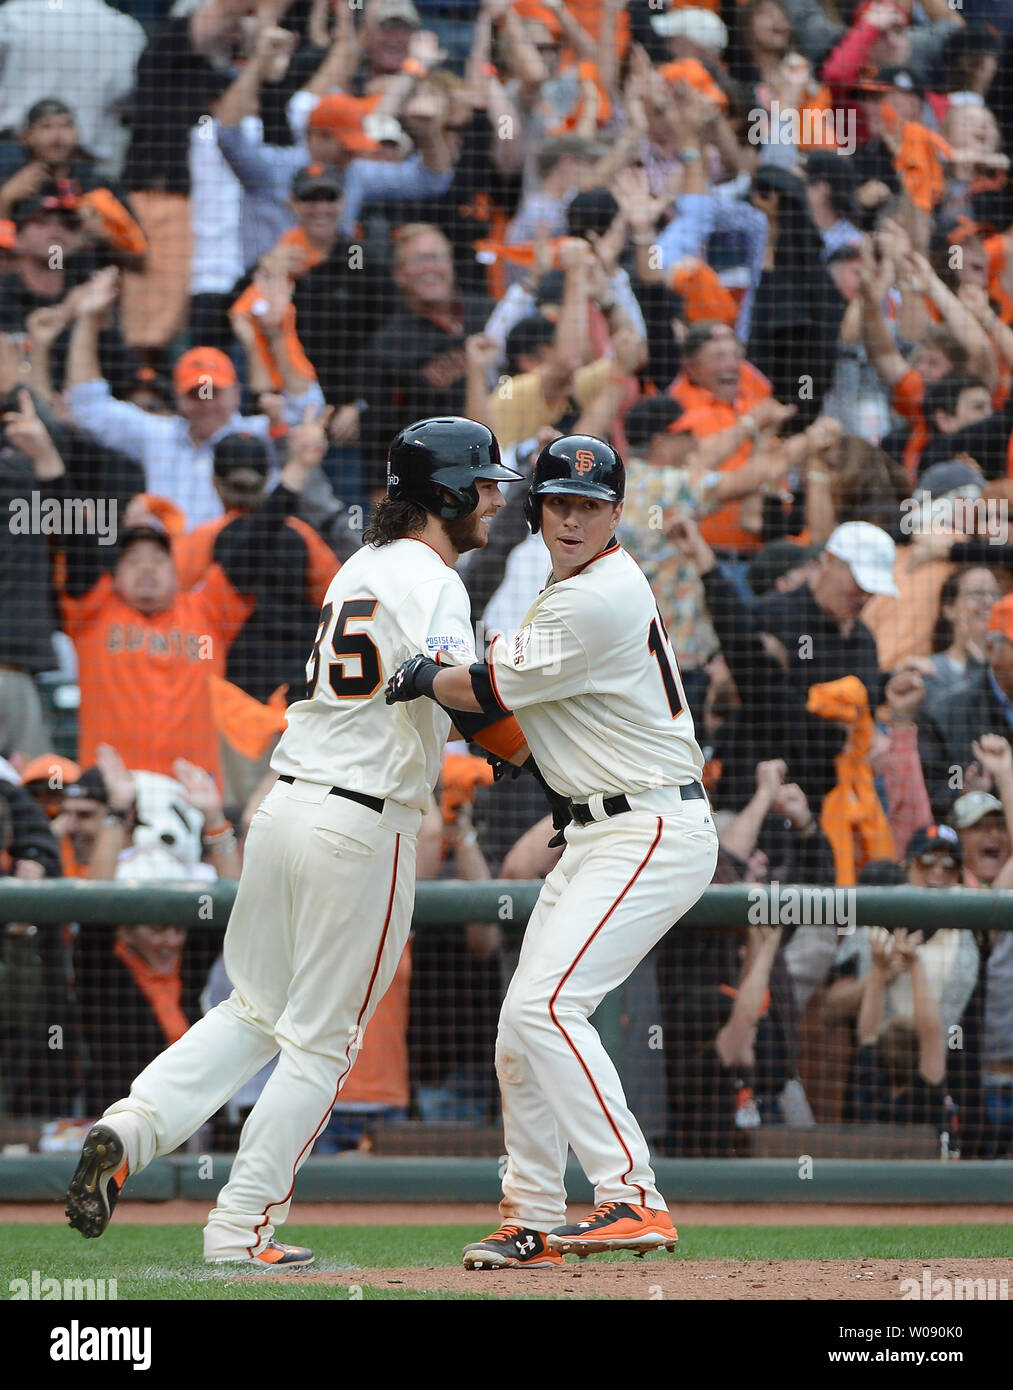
[65,418,525,1267]
[387,435,719,1268]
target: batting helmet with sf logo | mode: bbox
[523,434,625,534]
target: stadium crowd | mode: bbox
[1,0,1013,1159]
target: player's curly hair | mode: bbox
[362,496,428,547]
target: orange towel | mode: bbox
[440,751,495,824]
[658,58,728,111]
[806,675,895,885]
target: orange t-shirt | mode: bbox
[669,362,773,550]
[173,512,339,608]
[60,568,253,788]
[337,942,412,1107]
[985,233,1013,326]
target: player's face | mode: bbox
[443,478,508,554]
[540,494,623,578]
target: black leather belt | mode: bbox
[569,781,706,826]
[277,774,383,815]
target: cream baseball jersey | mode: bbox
[486,538,703,800]
[272,539,476,811]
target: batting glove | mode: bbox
[385,653,441,704]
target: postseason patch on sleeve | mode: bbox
[425,632,475,663]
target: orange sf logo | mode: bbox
[574,449,596,475]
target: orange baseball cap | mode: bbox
[309,95,383,154]
[987,593,1013,643]
[172,346,237,396]
[21,754,81,788]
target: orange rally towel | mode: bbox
[668,257,739,325]
[440,750,495,824]
[806,675,895,885]
[209,675,289,760]
[79,187,148,256]
[658,58,728,111]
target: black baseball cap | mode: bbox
[623,397,686,449]
[11,181,80,228]
[212,431,270,477]
[906,823,962,863]
[130,365,174,406]
[566,187,620,240]
[64,766,108,804]
[747,540,823,597]
[25,98,75,127]
[118,519,172,557]
[291,162,343,201]
[876,66,925,99]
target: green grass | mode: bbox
[2,1224,1008,1300]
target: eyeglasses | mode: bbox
[915,854,960,871]
[961,588,1001,602]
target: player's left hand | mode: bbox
[385,653,441,704]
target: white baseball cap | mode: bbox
[824,521,899,596]
[650,6,729,51]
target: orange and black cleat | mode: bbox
[208,1241,315,1270]
[463,1225,565,1269]
[66,1123,129,1239]
[547,1201,678,1257]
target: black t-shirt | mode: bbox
[359,294,493,490]
[123,18,231,194]
[292,244,393,408]
[856,1042,948,1130]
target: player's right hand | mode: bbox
[385,653,441,704]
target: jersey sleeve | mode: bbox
[399,574,477,667]
[486,591,605,710]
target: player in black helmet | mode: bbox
[523,434,626,532]
[388,431,718,1270]
[66,417,529,1270]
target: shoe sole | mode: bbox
[547,1232,678,1257]
[65,1124,126,1240]
[462,1253,563,1270]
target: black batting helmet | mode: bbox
[524,434,625,534]
[386,417,522,521]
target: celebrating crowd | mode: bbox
[1,0,1013,1158]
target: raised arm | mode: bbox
[715,925,783,1065]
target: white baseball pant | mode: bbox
[496,797,718,1230]
[102,777,418,1258]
